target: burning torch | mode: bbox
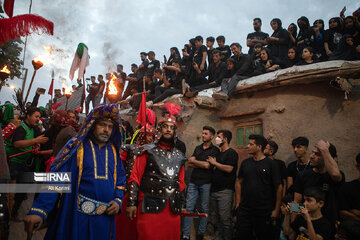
[24,46,52,104]
[64,86,72,110]
[107,72,119,104]
[0,65,10,82]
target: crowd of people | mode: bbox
[0,7,359,240]
[0,97,359,240]
[81,8,360,110]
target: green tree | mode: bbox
[0,38,24,88]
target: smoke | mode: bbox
[102,41,123,73]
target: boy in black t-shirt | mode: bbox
[235,134,281,240]
[283,187,331,240]
[188,36,207,87]
[216,35,231,63]
[206,36,215,67]
[287,137,311,194]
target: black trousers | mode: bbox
[235,212,273,240]
[153,86,181,103]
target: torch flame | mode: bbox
[62,83,72,95]
[0,65,10,74]
[33,45,53,64]
[108,72,118,95]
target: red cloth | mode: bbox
[0,14,54,44]
[48,78,54,95]
[115,194,137,240]
[127,145,185,240]
[136,92,147,127]
[2,122,16,141]
[4,0,15,18]
[45,156,55,172]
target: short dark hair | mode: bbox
[203,126,215,135]
[206,36,215,42]
[98,74,103,79]
[117,64,123,69]
[230,42,242,49]
[328,143,337,158]
[292,137,309,147]
[268,140,278,155]
[91,76,96,79]
[212,49,221,56]
[356,153,360,165]
[216,35,225,42]
[194,35,203,42]
[249,134,268,151]
[217,129,232,144]
[304,186,326,202]
[253,17,262,23]
[26,107,41,117]
[154,69,162,75]
[140,52,148,56]
[131,63,138,68]
[148,51,155,56]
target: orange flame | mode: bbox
[33,45,53,64]
[0,65,10,74]
[62,83,72,95]
[108,72,118,95]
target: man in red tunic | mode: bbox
[126,103,186,240]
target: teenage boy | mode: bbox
[182,126,219,240]
[235,134,282,240]
[287,137,312,193]
[188,36,208,87]
[283,187,332,240]
[206,36,216,66]
[216,35,231,62]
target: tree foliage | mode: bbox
[0,38,24,87]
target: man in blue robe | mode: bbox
[24,104,126,240]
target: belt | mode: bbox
[77,194,110,215]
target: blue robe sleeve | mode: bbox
[28,154,74,222]
[113,152,126,212]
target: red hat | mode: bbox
[159,103,181,125]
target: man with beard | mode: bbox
[24,104,126,240]
[246,18,269,55]
[235,134,281,240]
[182,126,219,240]
[126,103,187,240]
[293,140,344,237]
[207,129,238,240]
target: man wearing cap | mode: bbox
[24,104,126,240]
[126,103,186,240]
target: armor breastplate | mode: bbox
[140,145,186,214]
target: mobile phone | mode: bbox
[37,88,46,94]
[289,203,304,213]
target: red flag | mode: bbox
[48,78,54,95]
[4,0,14,18]
[136,92,147,127]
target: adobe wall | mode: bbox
[121,81,360,181]
[178,82,360,181]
